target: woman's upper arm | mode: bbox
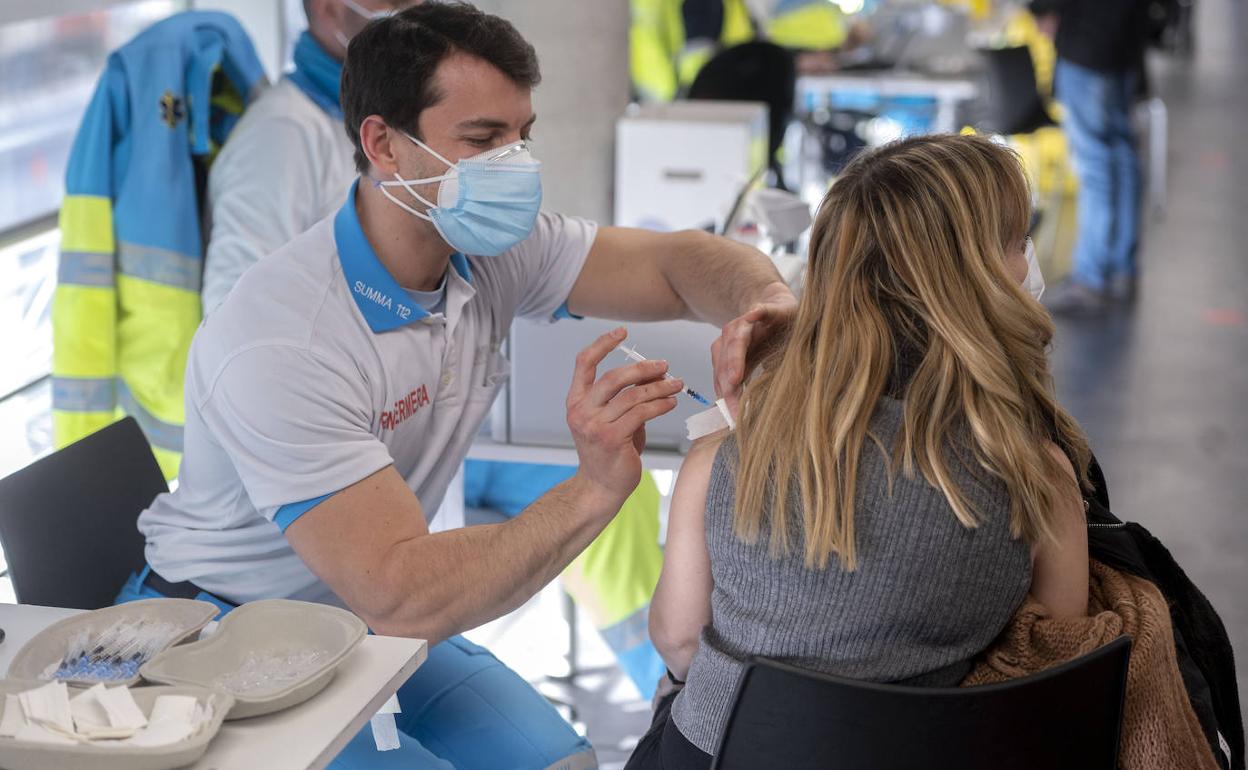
[650,434,721,647]
[1029,442,1089,619]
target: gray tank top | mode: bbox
[671,397,1032,754]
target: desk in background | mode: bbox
[796,70,980,135]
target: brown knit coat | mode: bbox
[962,560,1220,770]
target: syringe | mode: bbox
[617,343,712,406]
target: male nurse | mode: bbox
[121,4,795,769]
[208,0,671,699]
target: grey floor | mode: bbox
[1047,0,1248,709]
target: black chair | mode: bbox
[0,417,165,609]
[688,41,797,189]
[978,46,1069,246]
[978,45,1057,136]
[712,635,1132,770]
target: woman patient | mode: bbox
[627,134,1093,769]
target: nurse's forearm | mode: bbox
[665,229,791,327]
[367,475,622,644]
[571,227,790,324]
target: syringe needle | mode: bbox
[616,343,711,405]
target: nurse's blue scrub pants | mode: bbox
[116,572,596,769]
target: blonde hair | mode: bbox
[734,134,1090,570]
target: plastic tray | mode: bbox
[0,680,233,770]
[140,599,367,720]
[7,599,219,688]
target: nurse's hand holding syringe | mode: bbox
[566,328,685,503]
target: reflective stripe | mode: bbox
[58,251,115,288]
[59,195,114,254]
[117,381,184,452]
[52,376,116,412]
[118,241,202,291]
[598,605,651,653]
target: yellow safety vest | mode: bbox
[631,0,756,102]
[52,12,262,480]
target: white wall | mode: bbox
[470,0,630,225]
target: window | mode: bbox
[0,2,178,599]
[0,2,184,233]
[0,1,185,482]
[0,229,57,402]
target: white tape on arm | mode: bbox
[686,398,736,441]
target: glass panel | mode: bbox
[0,229,57,399]
[0,0,182,233]
[0,377,51,481]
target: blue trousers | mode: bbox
[1055,58,1142,292]
[116,571,596,770]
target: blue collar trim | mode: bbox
[449,252,473,286]
[335,182,472,333]
[288,31,342,119]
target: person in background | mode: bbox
[201,0,413,315]
[628,135,1091,769]
[1031,0,1151,315]
[630,0,854,103]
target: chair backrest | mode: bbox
[712,635,1132,770]
[688,41,797,162]
[0,418,165,609]
[978,45,1055,136]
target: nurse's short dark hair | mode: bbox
[341,2,541,173]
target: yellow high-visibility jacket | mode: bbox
[53,12,264,478]
[631,0,849,103]
[631,0,755,102]
[764,0,848,51]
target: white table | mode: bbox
[796,71,980,134]
[0,603,427,770]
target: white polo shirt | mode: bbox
[202,78,355,315]
[138,182,596,605]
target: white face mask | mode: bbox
[1023,236,1045,301]
[334,0,392,48]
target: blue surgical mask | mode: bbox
[377,134,543,256]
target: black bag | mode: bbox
[1084,458,1242,770]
